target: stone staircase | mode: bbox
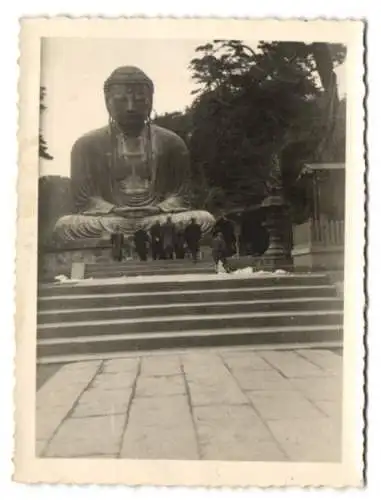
[37,263,344,363]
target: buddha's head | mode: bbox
[104,66,154,132]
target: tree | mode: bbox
[152,108,217,210]
[152,110,192,145]
[39,86,53,160]
[188,40,346,218]
[38,175,72,246]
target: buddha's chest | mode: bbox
[112,153,152,183]
[109,133,158,195]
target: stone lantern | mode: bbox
[260,193,293,272]
[257,150,293,271]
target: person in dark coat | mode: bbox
[185,217,202,262]
[211,232,230,272]
[174,221,186,259]
[133,228,150,261]
[149,220,163,260]
[214,215,236,257]
[251,224,270,256]
[110,225,124,262]
[161,216,176,260]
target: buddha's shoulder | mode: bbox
[72,124,187,149]
[72,126,110,149]
[150,124,187,147]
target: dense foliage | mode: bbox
[38,175,72,246]
[153,40,346,220]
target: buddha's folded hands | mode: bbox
[165,206,188,214]
[157,196,188,213]
[111,205,162,216]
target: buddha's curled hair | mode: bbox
[103,66,154,95]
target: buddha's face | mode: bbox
[106,83,152,130]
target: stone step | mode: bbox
[38,273,331,297]
[37,310,342,339]
[85,258,212,270]
[38,284,337,310]
[85,266,214,278]
[38,297,343,324]
[37,324,343,358]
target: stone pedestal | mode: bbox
[38,236,215,282]
[38,238,124,282]
[260,195,293,272]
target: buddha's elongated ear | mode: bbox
[148,107,157,123]
[104,93,114,118]
[145,86,154,116]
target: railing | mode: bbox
[312,219,345,247]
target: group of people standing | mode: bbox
[146,216,202,262]
[111,216,202,263]
[111,213,272,273]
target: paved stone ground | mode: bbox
[36,347,342,461]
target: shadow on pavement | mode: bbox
[36,363,65,391]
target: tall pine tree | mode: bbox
[39,86,53,160]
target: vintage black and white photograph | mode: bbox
[15,18,364,486]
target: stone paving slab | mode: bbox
[36,360,102,447]
[296,349,343,375]
[103,357,140,374]
[314,400,342,421]
[91,372,137,391]
[140,355,182,376]
[44,415,126,457]
[181,353,247,406]
[228,368,296,392]
[36,347,343,461]
[135,374,186,398]
[120,395,198,459]
[193,404,287,461]
[288,376,342,402]
[246,390,325,420]
[71,388,133,418]
[221,351,274,371]
[267,417,342,462]
[259,350,330,378]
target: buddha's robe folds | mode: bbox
[54,124,215,241]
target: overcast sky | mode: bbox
[40,38,347,177]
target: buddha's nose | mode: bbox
[126,97,136,111]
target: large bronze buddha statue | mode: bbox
[54,66,215,242]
